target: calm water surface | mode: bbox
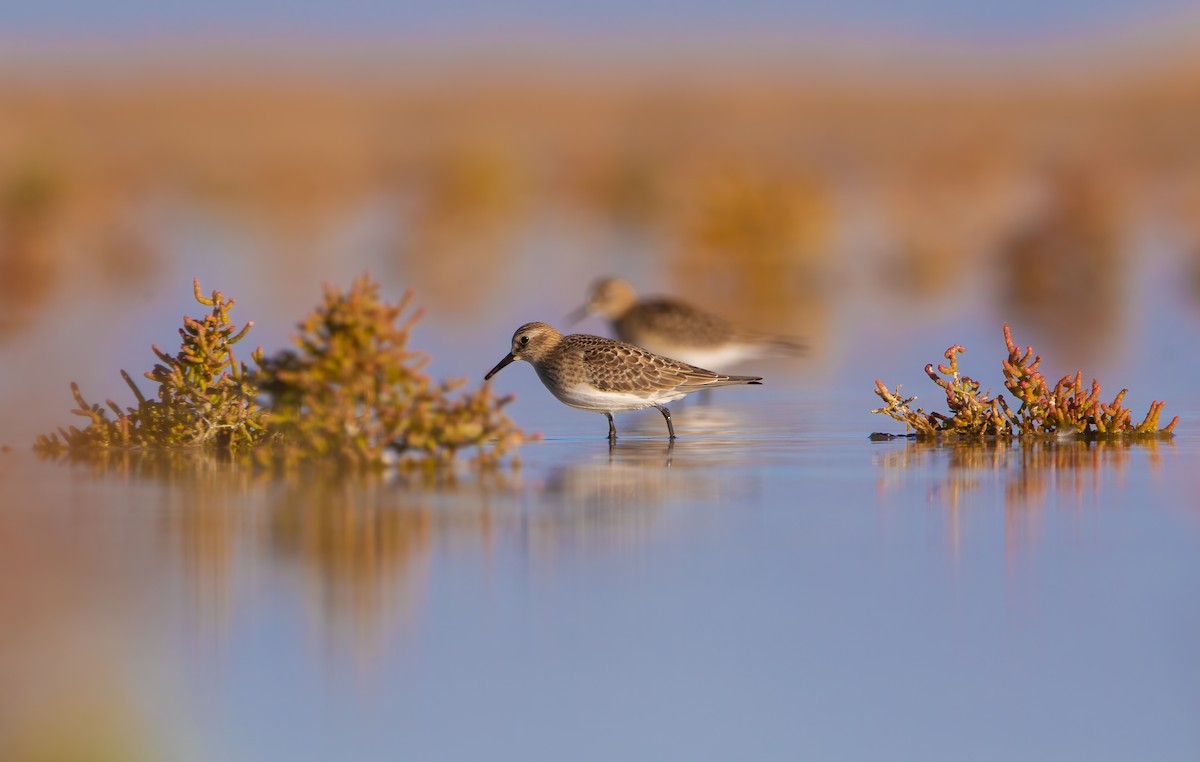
[3,224,1200,759]
[3,386,1199,760]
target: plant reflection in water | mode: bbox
[30,439,743,675]
[873,437,1174,559]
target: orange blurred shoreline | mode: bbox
[3,33,1200,350]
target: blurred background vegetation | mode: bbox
[3,6,1200,359]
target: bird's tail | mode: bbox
[706,374,763,387]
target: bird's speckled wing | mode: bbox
[567,334,759,393]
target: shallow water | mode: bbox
[3,375,1200,760]
[3,202,1200,759]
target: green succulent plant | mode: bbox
[36,275,527,468]
[36,280,267,453]
[255,274,525,467]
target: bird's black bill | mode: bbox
[484,353,516,380]
[565,304,590,326]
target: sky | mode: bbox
[0,0,1195,42]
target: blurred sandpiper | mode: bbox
[570,276,806,371]
[484,321,762,440]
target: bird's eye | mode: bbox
[520,335,530,346]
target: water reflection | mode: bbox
[25,453,443,668]
[527,442,677,560]
[544,440,678,501]
[527,438,748,554]
[4,416,1197,759]
[167,465,473,665]
[874,437,1173,557]
[0,454,168,762]
[25,445,742,674]
[156,457,268,641]
[265,475,434,664]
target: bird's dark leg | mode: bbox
[605,412,617,442]
[653,404,677,440]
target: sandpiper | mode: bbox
[484,322,762,440]
[570,277,806,371]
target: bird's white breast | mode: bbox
[551,383,687,412]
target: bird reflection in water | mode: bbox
[527,439,743,561]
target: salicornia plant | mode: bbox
[872,324,1177,440]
